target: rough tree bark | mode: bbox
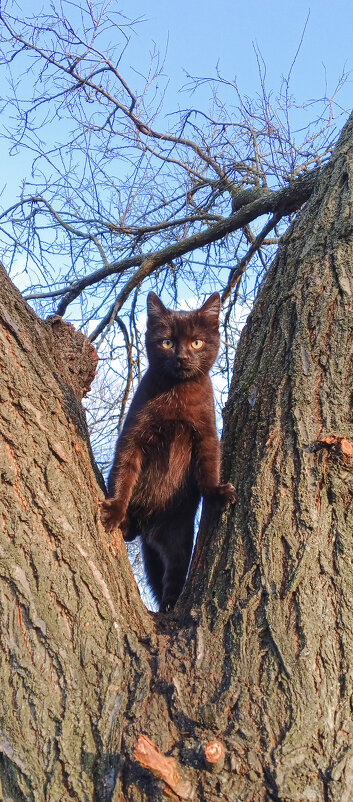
[0,112,353,802]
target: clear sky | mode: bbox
[1,0,352,213]
[124,0,352,118]
[0,0,352,292]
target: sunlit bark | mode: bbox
[0,112,353,801]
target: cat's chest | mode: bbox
[148,385,207,426]
[141,418,192,454]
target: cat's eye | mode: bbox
[191,339,204,350]
[161,339,173,349]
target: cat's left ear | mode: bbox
[198,292,221,326]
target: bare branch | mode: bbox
[0,0,348,448]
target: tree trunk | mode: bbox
[1,112,353,802]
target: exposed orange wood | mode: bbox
[204,740,225,772]
[134,734,194,799]
[341,438,353,457]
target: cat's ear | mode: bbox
[198,293,220,326]
[147,292,169,325]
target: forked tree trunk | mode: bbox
[1,113,353,802]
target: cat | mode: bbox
[100,291,236,612]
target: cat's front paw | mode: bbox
[99,498,125,532]
[204,483,237,508]
[217,482,237,507]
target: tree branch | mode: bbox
[55,168,319,321]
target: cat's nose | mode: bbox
[176,347,188,362]
[176,355,188,367]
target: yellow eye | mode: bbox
[162,339,173,349]
[191,339,203,350]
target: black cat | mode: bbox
[100,292,236,611]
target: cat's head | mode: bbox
[145,292,220,381]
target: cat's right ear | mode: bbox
[147,292,168,325]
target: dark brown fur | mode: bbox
[100,292,236,611]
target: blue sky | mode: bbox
[124,0,352,118]
[1,0,352,296]
[1,0,352,215]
